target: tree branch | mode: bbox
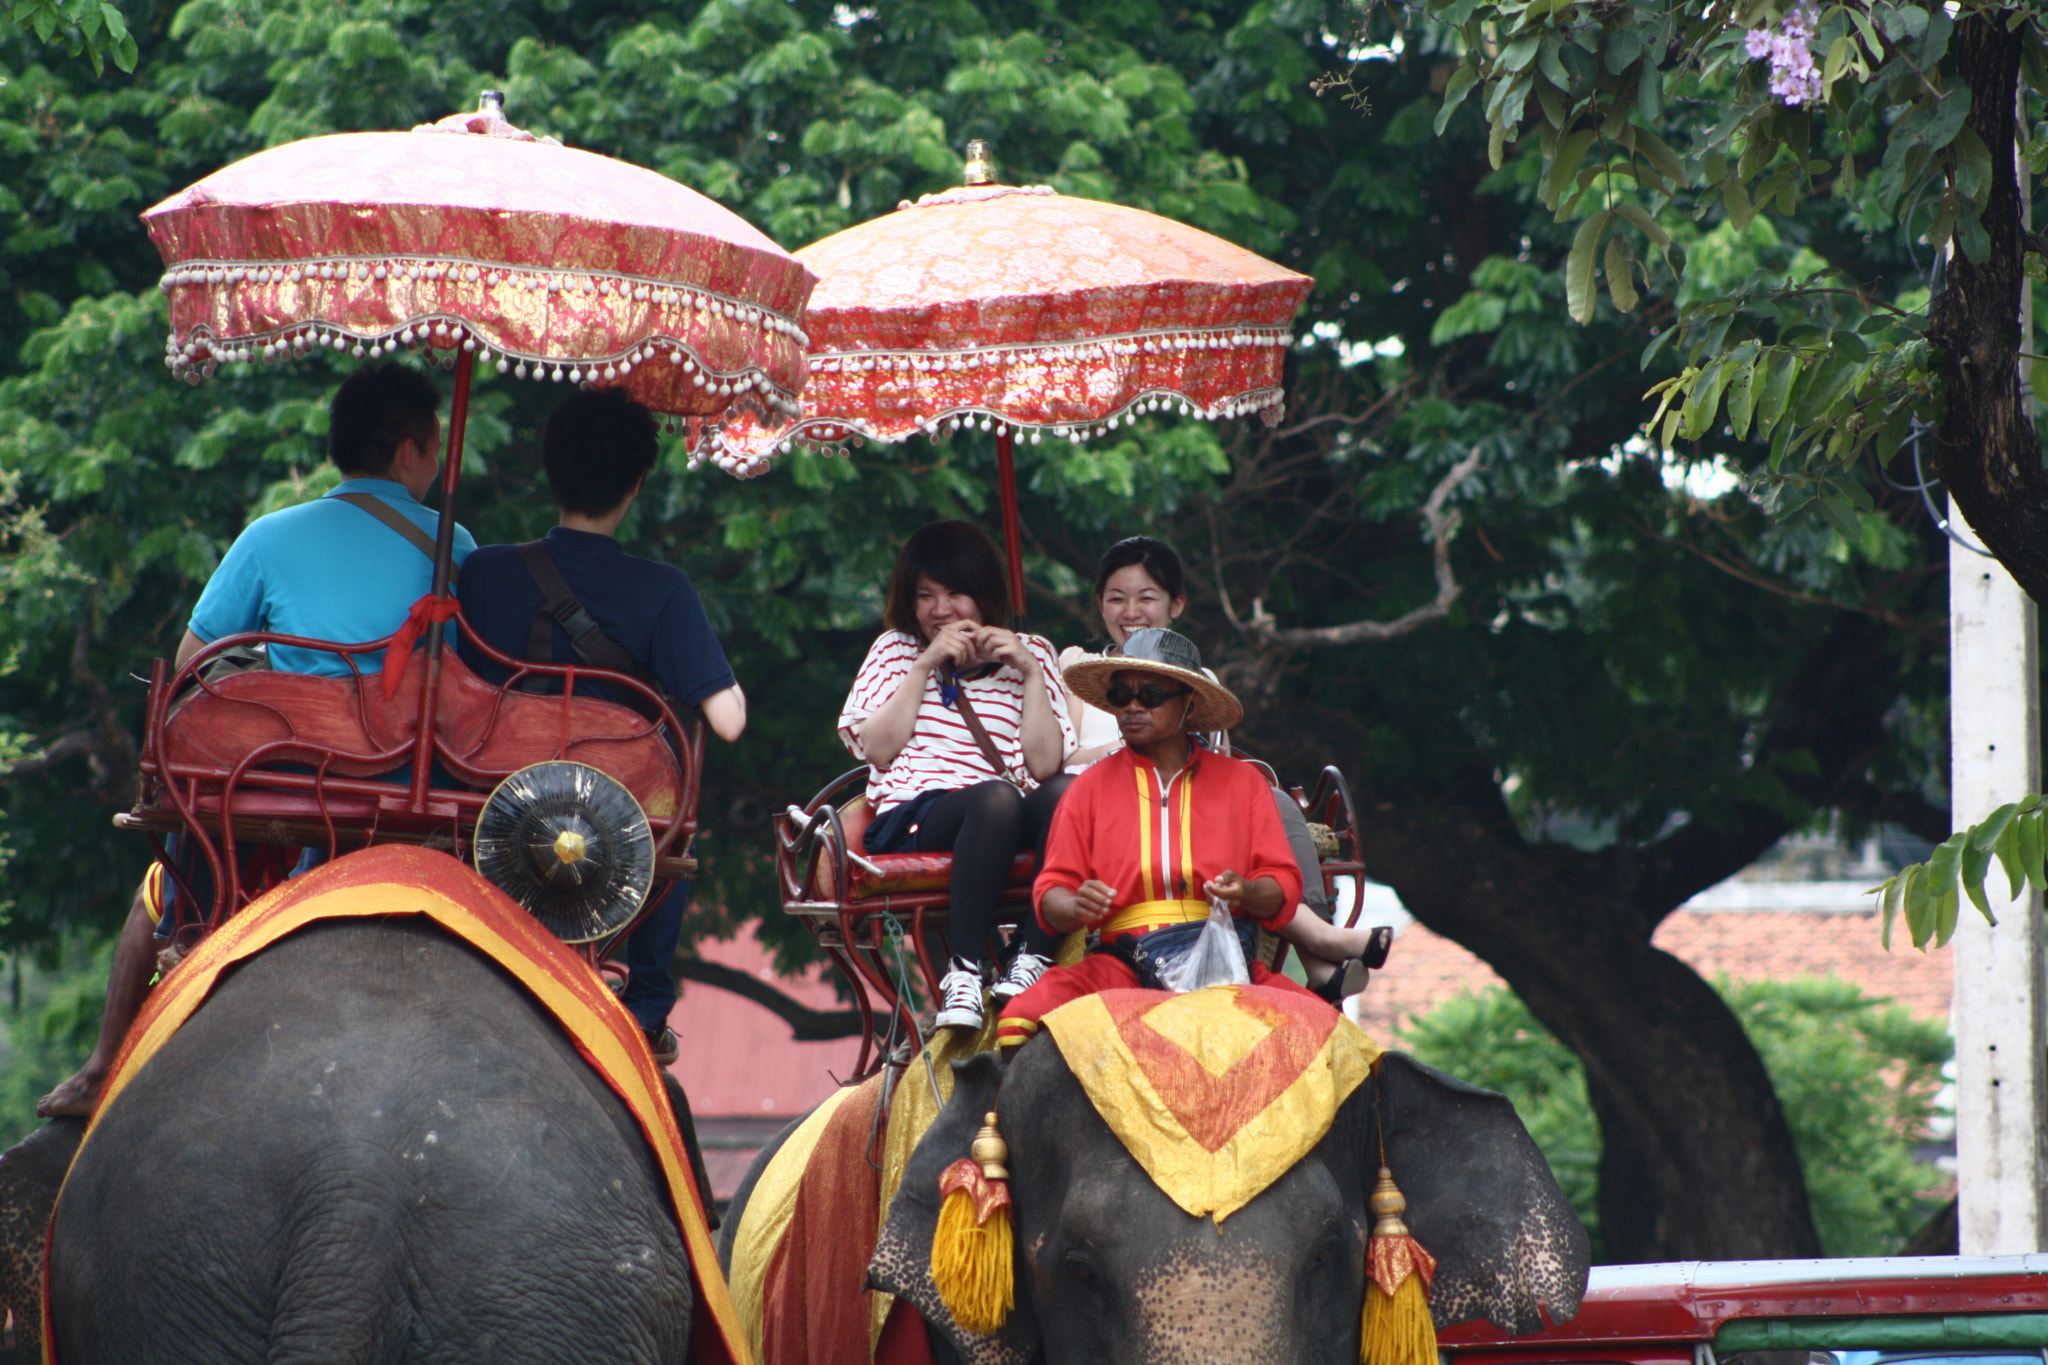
[670,955,864,1041]
[1215,446,1483,647]
[1623,513,1944,644]
[0,608,139,807]
[0,730,101,779]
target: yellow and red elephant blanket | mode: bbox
[1041,984,1381,1220]
[43,844,754,1365]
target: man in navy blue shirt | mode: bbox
[459,389,745,1062]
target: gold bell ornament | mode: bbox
[1360,1164,1437,1365]
[931,1112,1015,1334]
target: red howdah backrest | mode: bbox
[160,654,684,820]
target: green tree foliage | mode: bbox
[0,933,104,1145]
[1405,978,1953,1259]
[0,0,1959,1256]
[1403,0,2047,591]
[1401,0,2048,943]
[5,0,134,74]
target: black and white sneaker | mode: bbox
[991,950,1052,1002]
[935,959,986,1030]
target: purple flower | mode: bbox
[1742,6,1824,107]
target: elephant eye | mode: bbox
[1061,1250,1110,1304]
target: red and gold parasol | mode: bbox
[143,94,816,448]
[721,143,1311,614]
[138,95,818,805]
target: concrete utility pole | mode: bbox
[1951,148,2047,1252]
[1950,508,2047,1254]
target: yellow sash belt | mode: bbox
[1102,898,1209,940]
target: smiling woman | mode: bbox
[835,521,1077,1031]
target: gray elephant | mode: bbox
[729,1037,1588,1365]
[14,915,721,1365]
[1,1117,83,1365]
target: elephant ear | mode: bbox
[868,1052,1039,1365]
[1375,1051,1591,1335]
[0,1118,85,1360]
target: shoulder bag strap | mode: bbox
[946,667,1023,788]
[514,540,661,688]
[331,492,457,585]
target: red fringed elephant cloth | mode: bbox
[723,1070,937,1365]
[43,844,755,1365]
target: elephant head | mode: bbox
[870,1040,1588,1365]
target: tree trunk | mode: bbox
[1929,13,2042,601]
[1241,614,1910,1260]
[1349,778,1823,1261]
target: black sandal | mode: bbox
[1312,958,1369,1005]
[1311,926,1394,1005]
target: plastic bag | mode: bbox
[1155,899,1251,993]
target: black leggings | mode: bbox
[915,776,1071,969]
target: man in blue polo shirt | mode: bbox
[459,388,745,1063]
[179,362,477,674]
[39,363,474,1118]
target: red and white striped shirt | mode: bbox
[838,630,1075,812]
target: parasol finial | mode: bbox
[411,91,557,143]
[963,140,996,186]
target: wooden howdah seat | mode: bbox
[775,762,1367,1080]
[119,619,703,956]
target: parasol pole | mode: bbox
[955,139,1028,626]
[995,426,1026,626]
[408,346,474,810]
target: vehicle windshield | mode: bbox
[1724,1351,2048,1365]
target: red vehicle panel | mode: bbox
[1440,1256,2048,1361]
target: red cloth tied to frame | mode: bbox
[381,593,461,699]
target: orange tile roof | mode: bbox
[665,928,863,1119]
[1354,910,1952,1043]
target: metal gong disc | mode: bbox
[474,761,655,943]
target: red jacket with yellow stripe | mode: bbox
[1032,745,1301,938]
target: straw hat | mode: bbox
[1063,627,1243,731]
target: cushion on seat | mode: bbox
[160,653,685,821]
[812,794,1035,900]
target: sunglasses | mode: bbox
[1105,682,1192,709]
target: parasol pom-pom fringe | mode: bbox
[932,1157,1014,1335]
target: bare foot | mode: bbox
[36,1065,104,1119]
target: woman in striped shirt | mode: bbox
[838,521,1076,1031]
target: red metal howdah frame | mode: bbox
[774,762,1368,1080]
[123,612,705,971]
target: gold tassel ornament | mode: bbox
[1360,1165,1437,1365]
[930,1112,1015,1335]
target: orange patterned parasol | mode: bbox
[143,94,816,448]
[720,142,1311,614]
